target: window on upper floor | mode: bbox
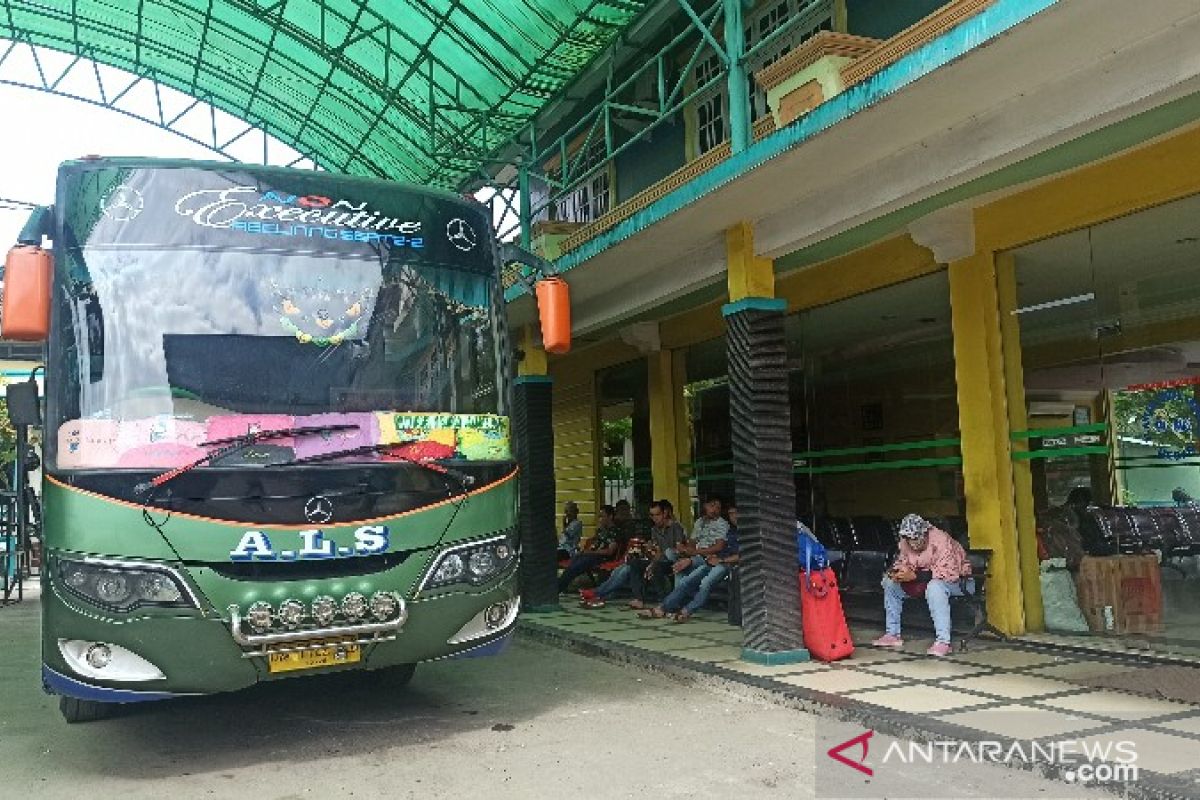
[693,0,833,154]
[552,135,611,224]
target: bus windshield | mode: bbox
[48,164,508,471]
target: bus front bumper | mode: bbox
[41,572,520,703]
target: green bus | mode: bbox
[3,158,556,722]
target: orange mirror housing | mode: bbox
[534,276,571,355]
[2,245,52,341]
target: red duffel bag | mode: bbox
[798,568,855,662]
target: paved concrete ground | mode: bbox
[524,602,1200,799]
[0,591,1113,800]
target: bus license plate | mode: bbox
[267,640,361,673]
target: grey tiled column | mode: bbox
[512,375,560,611]
[724,298,808,664]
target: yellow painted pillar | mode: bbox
[949,252,1025,636]
[648,349,685,519]
[726,221,775,302]
[996,252,1044,631]
[517,324,548,377]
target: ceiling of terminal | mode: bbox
[0,0,649,187]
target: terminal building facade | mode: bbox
[486,0,1200,657]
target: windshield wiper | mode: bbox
[267,443,476,494]
[198,424,360,448]
[135,424,360,496]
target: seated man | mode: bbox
[581,499,685,609]
[872,513,974,657]
[674,496,729,571]
[638,498,735,622]
[557,504,625,594]
[557,500,583,560]
[639,528,738,622]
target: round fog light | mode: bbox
[484,602,509,629]
[342,592,367,622]
[246,601,273,632]
[277,599,305,629]
[311,595,337,626]
[369,591,398,621]
[85,643,112,669]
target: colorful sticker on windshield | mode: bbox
[271,280,375,347]
[379,412,511,461]
[57,410,511,469]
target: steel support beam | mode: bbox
[723,0,751,154]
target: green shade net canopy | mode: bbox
[1,0,649,187]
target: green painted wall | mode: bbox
[846,0,949,39]
[614,117,687,204]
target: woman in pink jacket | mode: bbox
[872,514,973,657]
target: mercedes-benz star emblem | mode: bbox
[100,184,144,222]
[304,495,334,524]
[446,217,478,251]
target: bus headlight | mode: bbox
[56,559,196,613]
[420,534,517,592]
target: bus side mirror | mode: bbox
[534,276,571,355]
[5,378,41,427]
[1,245,52,341]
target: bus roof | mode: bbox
[56,156,483,214]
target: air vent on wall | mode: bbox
[1028,401,1076,417]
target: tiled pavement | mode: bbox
[520,602,1200,799]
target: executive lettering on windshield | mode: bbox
[174,187,422,237]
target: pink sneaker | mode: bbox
[872,634,904,648]
[927,641,953,657]
[579,588,597,601]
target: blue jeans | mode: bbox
[596,549,684,599]
[594,563,631,598]
[662,562,730,614]
[557,553,606,592]
[882,576,975,644]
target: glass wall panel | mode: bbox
[790,272,964,582]
[684,336,733,519]
[684,271,964,585]
[1011,192,1200,657]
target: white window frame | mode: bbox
[553,136,612,224]
[691,0,831,154]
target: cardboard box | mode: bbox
[1075,555,1163,634]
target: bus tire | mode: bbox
[59,696,113,724]
[375,663,416,688]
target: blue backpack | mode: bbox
[796,522,829,572]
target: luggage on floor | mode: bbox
[798,567,855,662]
[1039,558,1089,633]
[1076,554,1163,634]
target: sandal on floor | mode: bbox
[627,600,645,610]
[672,611,691,623]
[637,608,667,620]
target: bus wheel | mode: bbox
[374,663,416,688]
[59,696,113,724]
